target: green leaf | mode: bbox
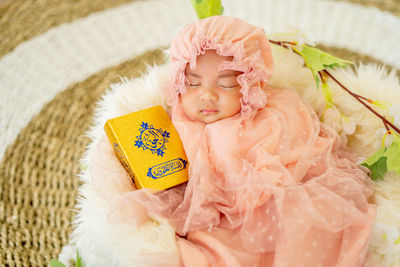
[363,146,387,166]
[76,250,85,267]
[297,45,353,88]
[361,146,389,180]
[80,162,88,171]
[362,156,388,181]
[50,259,66,267]
[190,0,223,19]
[386,140,400,175]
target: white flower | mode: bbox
[385,133,396,147]
[322,107,341,133]
[374,128,395,149]
[321,107,356,144]
[389,104,400,128]
[340,115,356,135]
[369,222,400,266]
[374,128,386,150]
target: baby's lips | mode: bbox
[200,109,218,115]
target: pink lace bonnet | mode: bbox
[167,15,274,115]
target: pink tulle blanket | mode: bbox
[90,16,376,266]
[91,89,375,266]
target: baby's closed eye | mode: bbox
[218,78,239,90]
[218,85,239,91]
[188,83,201,87]
[187,78,201,88]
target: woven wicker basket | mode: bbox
[1,0,399,266]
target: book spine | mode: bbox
[104,121,138,187]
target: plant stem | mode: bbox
[269,40,298,46]
[384,122,390,132]
[323,70,400,135]
[270,39,400,136]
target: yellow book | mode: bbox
[104,106,189,190]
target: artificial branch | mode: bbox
[269,40,298,46]
[270,39,400,136]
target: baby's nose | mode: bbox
[200,88,218,102]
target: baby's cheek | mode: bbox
[180,93,198,118]
[181,92,192,105]
[223,92,242,111]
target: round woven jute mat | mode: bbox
[0,48,166,266]
[0,0,399,266]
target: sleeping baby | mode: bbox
[89,16,376,267]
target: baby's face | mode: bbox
[180,50,242,124]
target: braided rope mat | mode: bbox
[0,0,399,266]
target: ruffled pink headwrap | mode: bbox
[91,16,376,266]
[166,15,273,116]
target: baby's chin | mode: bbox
[199,117,222,124]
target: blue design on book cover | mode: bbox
[147,158,188,179]
[134,122,170,156]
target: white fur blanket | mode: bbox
[67,45,400,267]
